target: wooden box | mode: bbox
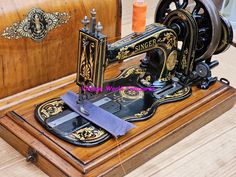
[0,58,235,177]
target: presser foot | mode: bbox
[78,104,89,116]
[76,92,93,116]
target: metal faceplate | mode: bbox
[2,8,70,41]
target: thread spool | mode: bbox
[132,0,147,34]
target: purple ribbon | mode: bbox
[61,91,135,137]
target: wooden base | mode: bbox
[0,80,235,177]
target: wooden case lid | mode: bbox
[0,0,121,99]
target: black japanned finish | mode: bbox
[35,67,191,147]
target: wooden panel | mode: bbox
[0,0,121,99]
[0,55,3,88]
[0,120,82,177]
[0,137,47,177]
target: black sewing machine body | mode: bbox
[35,66,191,146]
[35,0,234,146]
[77,23,179,89]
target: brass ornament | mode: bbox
[2,8,70,41]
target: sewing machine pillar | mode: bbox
[76,30,107,90]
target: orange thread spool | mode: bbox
[132,0,147,33]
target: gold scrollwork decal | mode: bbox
[39,100,65,120]
[2,8,70,41]
[71,127,106,142]
[116,46,130,60]
[181,49,189,70]
[119,87,144,100]
[158,32,177,50]
[80,38,94,82]
[140,75,152,86]
[122,67,145,78]
[135,108,151,118]
[159,87,191,102]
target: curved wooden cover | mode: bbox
[0,0,121,99]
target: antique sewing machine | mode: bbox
[0,0,236,176]
[34,0,234,147]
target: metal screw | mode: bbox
[26,148,37,163]
[82,16,90,31]
[172,77,179,87]
[91,8,96,17]
[95,21,103,36]
[172,77,179,83]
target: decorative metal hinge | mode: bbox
[2,8,70,41]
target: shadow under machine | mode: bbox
[35,0,235,146]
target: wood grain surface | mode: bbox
[0,0,121,99]
[0,45,236,176]
[0,73,235,176]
